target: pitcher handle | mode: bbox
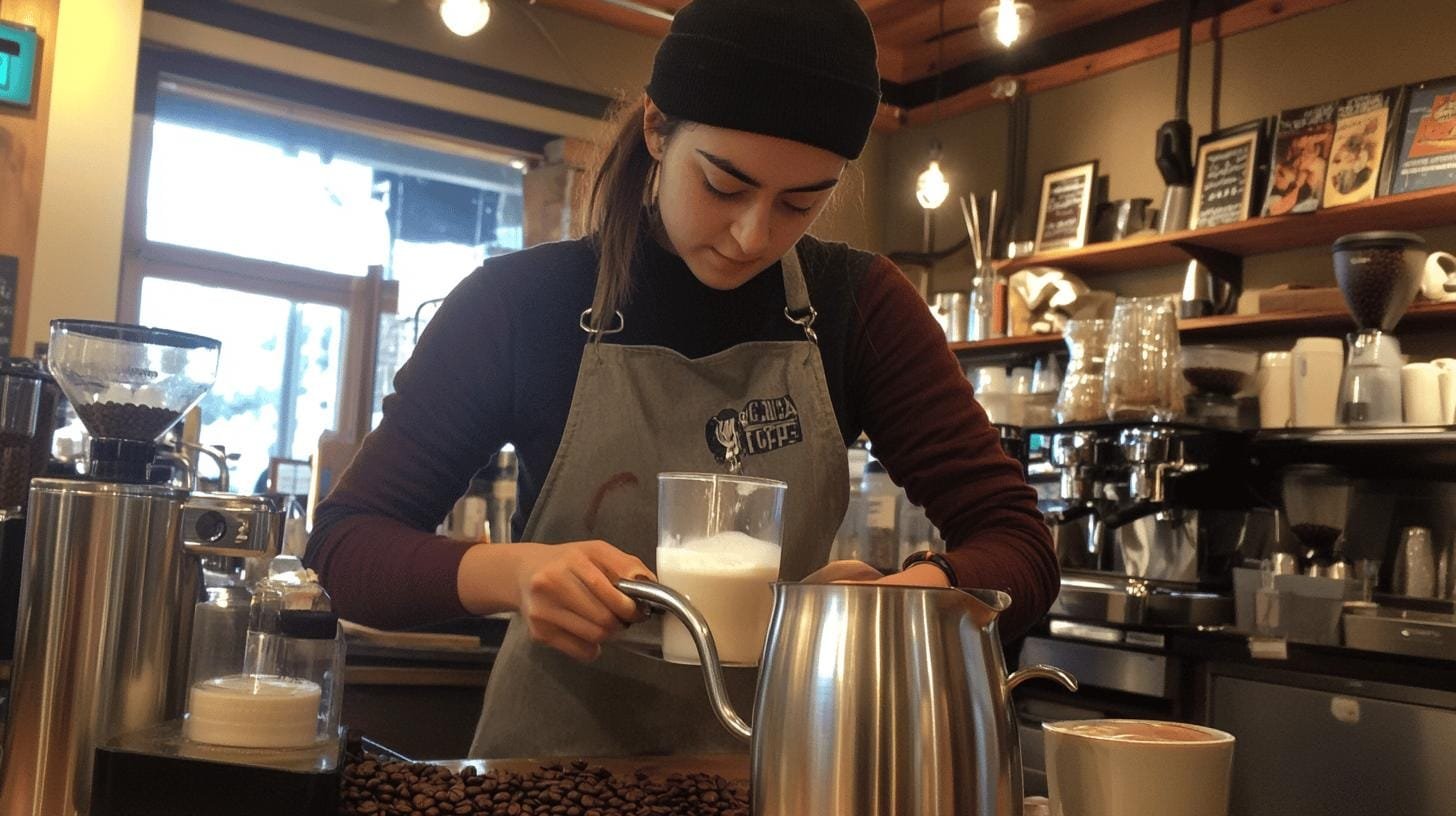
[615,579,753,743]
[1005,664,1078,694]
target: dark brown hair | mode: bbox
[580,97,684,332]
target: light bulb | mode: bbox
[979,0,1033,49]
[440,0,491,37]
[916,160,950,210]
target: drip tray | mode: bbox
[1343,609,1456,661]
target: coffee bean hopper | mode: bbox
[0,320,312,816]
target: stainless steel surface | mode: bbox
[1051,575,1149,625]
[619,580,1075,816]
[180,492,283,558]
[178,440,231,492]
[1210,668,1456,816]
[1118,426,1196,504]
[0,373,41,442]
[1050,431,1098,502]
[1022,636,1170,699]
[1158,184,1191,234]
[1342,609,1456,660]
[1179,259,1239,318]
[0,478,190,816]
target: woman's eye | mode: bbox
[782,201,813,215]
[703,179,739,199]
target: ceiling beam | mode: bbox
[528,0,673,38]
[901,0,1352,126]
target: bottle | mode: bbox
[860,454,899,573]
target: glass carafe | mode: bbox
[1054,319,1111,424]
[1103,297,1182,421]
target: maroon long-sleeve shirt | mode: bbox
[306,234,1058,636]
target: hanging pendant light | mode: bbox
[979,0,1034,49]
[440,0,491,37]
[916,141,950,210]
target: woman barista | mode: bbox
[306,0,1058,757]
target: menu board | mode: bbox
[1036,162,1097,253]
[0,255,15,358]
[1263,102,1337,215]
[1190,121,1265,229]
[1389,75,1456,195]
[1323,88,1402,207]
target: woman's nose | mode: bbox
[730,200,772,257]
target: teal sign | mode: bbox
[0,21,38,108]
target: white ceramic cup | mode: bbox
[1402,363,1443,425]
[1044,719,1235,816]
[1291,337,1344,427]
[1439,369,1456,425]
[1256,351,1293,428]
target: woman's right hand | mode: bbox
[459,540,654,663]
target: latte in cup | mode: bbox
[1044,719,1234,816]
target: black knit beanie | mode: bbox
[645,0,881,160]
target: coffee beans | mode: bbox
[1182,367,1247,396]
[74,402,183,442]
[338,751,750,816]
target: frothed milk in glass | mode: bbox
[656,473,786,666]
[657,532,780,664]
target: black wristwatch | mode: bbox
[901,550,958,587]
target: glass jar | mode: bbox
[1054,319,1111,424]
[1103,297,1182,421]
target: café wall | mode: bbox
[882,0,1456,301]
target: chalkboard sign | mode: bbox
[0,255,16,358]
[1035,161,1098,253]
[1190,120,1268,230]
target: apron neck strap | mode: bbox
[582,237,818,343]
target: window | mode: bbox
[123,78,529,490]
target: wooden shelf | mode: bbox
[951,301,1456,356]
[999,186,1456,277]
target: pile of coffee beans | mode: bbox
[1182,366,1248,396]
[74,401,182,441]
[339,753,749,816]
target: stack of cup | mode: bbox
[1291,337,1344,427]
[1435,358,1456,425]
[1401,363,1443,425]
[1256,351,1293,428]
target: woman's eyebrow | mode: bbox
[696,150,839,193]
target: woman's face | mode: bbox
[644,100,846,290]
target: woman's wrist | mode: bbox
[456,542,532,615]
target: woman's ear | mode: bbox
[642,96,667,161]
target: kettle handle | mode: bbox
[1005,664,1078,694]
[614,579,753,743]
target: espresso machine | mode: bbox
[1036,421,1258,627]
[0,321,285,816]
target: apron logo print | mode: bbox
[705,395,804,473]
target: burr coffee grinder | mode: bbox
[0,320,285,816]
[1333,231,1427,425]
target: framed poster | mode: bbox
[1189,119,1268,229]
[1324,87,1404,207]
[1263,101,1337,215]
[1388,75,1456,195]
[1035,161,1098,253]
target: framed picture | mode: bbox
[1263,101,1337,215]
[1387,75,1456,196]
[1189,119,1268,230]
[1035,161,1098,253]
[1324,86,1404,206]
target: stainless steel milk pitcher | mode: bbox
[617,580,1077,816]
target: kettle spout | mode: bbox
[615,579,753,743]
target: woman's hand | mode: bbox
[801,559,953,588]
[458,540,654,663]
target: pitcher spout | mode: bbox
[615,579,752,743]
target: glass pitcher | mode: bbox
[1054,319,1111,424]
[1103,297,1182,421]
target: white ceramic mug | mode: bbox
[1256,351,1293,428]
[1401,363,1442,425]
[1044,719,1235,816]
[1439,368,1456,425]
[1421,251,1456,302]
[1291,337,1344,427]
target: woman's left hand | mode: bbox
[802,559,952,588]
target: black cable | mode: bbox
[1175,0,1195,121]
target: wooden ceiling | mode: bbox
[530,0,1348,126]
[532,0,1166,85]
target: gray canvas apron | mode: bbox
[470,239,852,757]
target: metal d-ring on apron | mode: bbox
[469,238,852,758]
